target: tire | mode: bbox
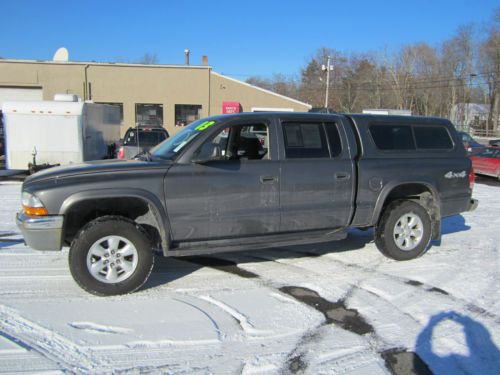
[375,200,432,261]
[69,216,154,296]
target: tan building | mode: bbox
[0,59,311,136]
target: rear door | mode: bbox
[277,117,356,232]
[474,149,495,175]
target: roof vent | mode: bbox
[53,47,69,62]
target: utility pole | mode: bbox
[322,56,333,109]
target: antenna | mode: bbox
[53,47,69,62]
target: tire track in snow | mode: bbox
[193,251,481,374]
[175,249,498,374]
[0,304,110,373]
[279,248,500,323]
[181,254,387,373]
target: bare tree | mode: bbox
[479,8,500,133]
[242,8,498,125]
[137,53,159,65]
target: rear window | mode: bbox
[124,129,168,146]
[370,125,415,150]
[414,126,453,149]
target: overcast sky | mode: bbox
[1,0,498,79]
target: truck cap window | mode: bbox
[370,125,415,150]
[370,124,454,151]
[414,126,453,149]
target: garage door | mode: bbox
[0,87,43,108]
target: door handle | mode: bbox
[334,172,351,180]
[260,176,277,184]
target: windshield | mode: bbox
[476,148,500,158]
[461,133,474,143]
[150,119,217,160]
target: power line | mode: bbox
[332,80,497,92]
[227,70,499,83]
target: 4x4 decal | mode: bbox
[444,171,466,179]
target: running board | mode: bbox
[165,229,347,257]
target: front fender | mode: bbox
[59,188,171,253]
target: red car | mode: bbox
[470,147,500,180]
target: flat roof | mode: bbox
[0,58,212,70]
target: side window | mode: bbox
[195,124,269,161]
[123,130,137,146]
[282,122,329,159]
[324,123,342,157]
[414,126,453,150]
[370,125,415,150]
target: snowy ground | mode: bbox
[0,179,499,374]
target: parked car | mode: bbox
[459,132,485,154]
[470,147,500,180]
[117,126,169,159]
[488,139,500,147]
[17,113,477,295]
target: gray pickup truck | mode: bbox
[16,113,478,295]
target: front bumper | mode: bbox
[468,199,479,212]
[16,212,64,251]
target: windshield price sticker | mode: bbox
[195,121,216,131]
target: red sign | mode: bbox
[222,101,241,114]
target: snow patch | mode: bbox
[199,295,272,336]
[68,322,133,335]
[269,292,301,305]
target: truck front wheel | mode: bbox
[375,200,432,261]
[69,216,154,296]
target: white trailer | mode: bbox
[2,95,121,170]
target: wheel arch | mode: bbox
[373,181,441,241]
[60,189,171,254]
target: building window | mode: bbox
[95,102,123,124]
[136,103,163,127]
[175,104,202,127]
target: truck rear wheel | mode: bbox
[69,216,154,296]
[375,200,432,261]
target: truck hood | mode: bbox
[24,159,171,183]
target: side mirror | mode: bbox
[192,142,221,164]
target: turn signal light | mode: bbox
[23,206,49,216]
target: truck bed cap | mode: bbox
[2,101,84,116]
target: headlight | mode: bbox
[21,191,48,216]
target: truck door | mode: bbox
[164,119,281,241]
[278,118,356,232]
